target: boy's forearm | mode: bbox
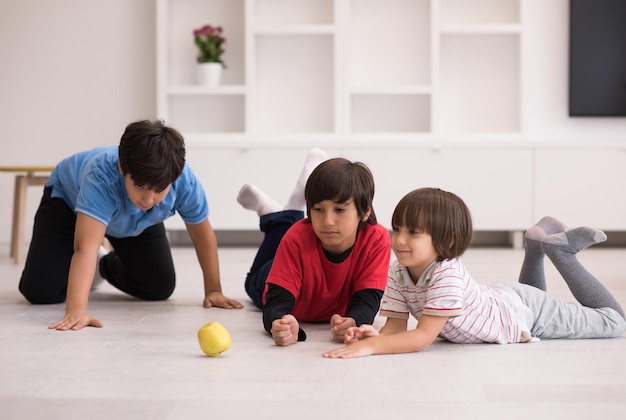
[263,285,303,337]
[65,253,94,312]
[199,241,222,295]
[202,265,222,295]
[186,221,223,295]
[367,330,431,355]
[379,317,409,335]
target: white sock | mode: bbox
[237,183,283,216]
[285,148,328,211]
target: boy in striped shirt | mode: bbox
[323,187,626,358]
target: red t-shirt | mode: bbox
[263,219,391,322]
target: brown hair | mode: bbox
[391,188,473,260]
[118,120,186,192]
[305,157,376,228]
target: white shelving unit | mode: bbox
[157,0,524,144]
[157,0,557,234]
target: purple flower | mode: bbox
[193,23,227,68]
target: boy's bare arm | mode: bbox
[323,315,448,358]
[379,316,409,335]
[185,219,243,309]
[49,213,104,331]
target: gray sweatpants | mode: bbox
[509,283,626,339]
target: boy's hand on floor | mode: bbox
[271,314,299,346]
[48,309,103,331]
[322,340,375,359]
[330,314,356,342]
[344,324,379,343]
[203,291,243,309]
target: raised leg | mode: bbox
[542,227,625,319]
[518,216,568,290]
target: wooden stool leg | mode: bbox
[11,175,28,265]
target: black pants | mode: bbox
[244,210,303,308]
[19,186,176,304]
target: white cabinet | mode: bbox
[343,147,533,231]
[165,145,533,232]
[156,0,524,143]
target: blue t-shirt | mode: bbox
[46,146,209,238]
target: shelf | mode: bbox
[439,0,520,25]
[157,0,524,138]
[253,24,335,35]
[178,132,530,149]
[439,24,522,35]
[165,85,247,95]
[350,85,433,95]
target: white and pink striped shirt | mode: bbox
[380,259,532,344]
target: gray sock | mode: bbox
[518,217,568,290]
[541,227,624,319]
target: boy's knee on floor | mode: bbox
[19,287,65,305]
[140,277,175,301]
[143,287,175,301]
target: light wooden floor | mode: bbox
[1,243,626,419]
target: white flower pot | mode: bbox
[196,62,222,86]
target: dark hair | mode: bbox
[305,157,377,228]
[118,120,186,192]
[392,188,473,260]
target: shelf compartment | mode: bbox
[438,34,520,133]
[255,0,334,26]
[166,0,245,86]
[167,95,245,133]
[439,0,520,25]
[351,94,431,133]
[349,0,431,86]
[255,35,334,133]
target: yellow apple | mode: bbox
[197,321,232,357]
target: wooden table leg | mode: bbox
[11,175,28,264]
[10,174,50,265]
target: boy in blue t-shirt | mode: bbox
[19,120,243,331]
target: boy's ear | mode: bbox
[361,207,372,222]
[118,161,123,174]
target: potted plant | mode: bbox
[193,24,226,86]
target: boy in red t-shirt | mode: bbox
[237,149,391,346]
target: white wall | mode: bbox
[1,0,626,244]
[0,0,156,241]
